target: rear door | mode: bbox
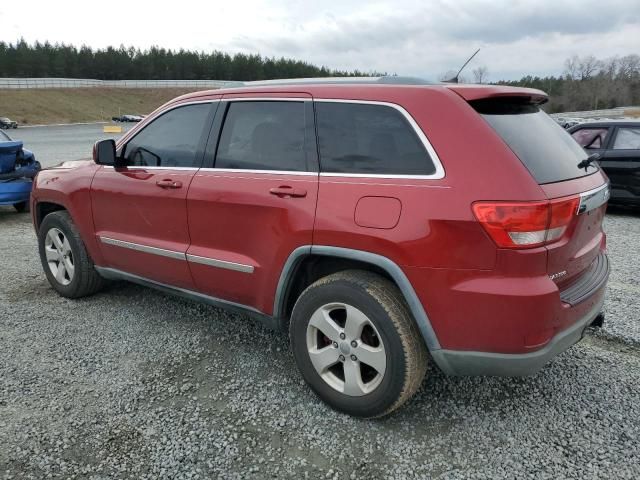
[91,101,217,289]
[601,126,640,202]
[185,94,319,314]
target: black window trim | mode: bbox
[313,98,445,179]
[114,99,219,171]
[202,97,319,175]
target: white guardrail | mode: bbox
[550,107,633,119]
[0,78,238,89]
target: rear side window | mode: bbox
[123,103,211,168]
[473,99,596,184]
[216,101,308,171]
[315,102,435,175]
[571,128,609,149]
[612,127,640,150]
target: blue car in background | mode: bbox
[0,129,40,212]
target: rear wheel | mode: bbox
[38,210,105,298]
[290,270,428,417]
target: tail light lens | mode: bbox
[472,197,580,249]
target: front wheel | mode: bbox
[38,210,105,298]
[290,270,428,417]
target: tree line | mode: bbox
[498,54,640,113]
[0,40,374,81]
[1,41,639,113]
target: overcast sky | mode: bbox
[1,0,639,80]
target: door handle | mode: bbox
[269,186,307,198]
[156,179,183,189]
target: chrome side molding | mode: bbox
[98,236,254,273]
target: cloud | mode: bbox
[1,0,639,80]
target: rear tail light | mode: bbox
[472,197,580,249]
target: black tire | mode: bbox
[38,210,105,298]
[290,270,428,418]
[13,201,28,213]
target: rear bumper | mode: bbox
[432,294,604,376]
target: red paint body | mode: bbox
[31,83,609,358]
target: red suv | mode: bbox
[31,78,610,417]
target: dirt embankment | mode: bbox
[0,88,206,125]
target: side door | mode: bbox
[91,100,218,289]
[186,94,319,314]
[601,125,640,201]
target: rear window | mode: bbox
[315,102,436,175]
[472,99,597,184]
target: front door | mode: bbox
[91,101,217,289]
[186,94,319,314]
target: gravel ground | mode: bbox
[601,207,640,345]
[1,207,639,480]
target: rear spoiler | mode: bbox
[445,85,548,105]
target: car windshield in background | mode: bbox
[472,99,597,184]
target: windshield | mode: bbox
[472,99,597,184]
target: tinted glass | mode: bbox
[316,102,435,175]
[613,127,640,150]
[571,128,609,149]
[216,101,307,171]
[474,100,596,184]
[123,103,211,167]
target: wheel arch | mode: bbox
[34,201,68,230]
[274,245,441,351]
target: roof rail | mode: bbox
[237,76,436,87]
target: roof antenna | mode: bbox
[444,48,481,83]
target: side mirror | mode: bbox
[93,139,117,166]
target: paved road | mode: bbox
[10,124,133,168]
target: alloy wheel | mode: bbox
[44,228,75,286]
[306,302,386,396]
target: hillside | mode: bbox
[0,88,204,125]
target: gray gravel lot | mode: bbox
[12,124,132,168]
[1,206,639,479]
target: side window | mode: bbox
[612,127,640,150]
[123,103,211,167]
[315,102,435,175]
[570,128,609,149]
[216,101,308,171]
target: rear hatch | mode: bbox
[468,94,609,289]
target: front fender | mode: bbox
[32,160,104,266]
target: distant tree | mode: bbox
[472,66,488,84]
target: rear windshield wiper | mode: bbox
[577,153,601,170]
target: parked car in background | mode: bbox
[0,117,18,129]
[569,120,640,207]
[31,78,609,417]
[0,129,40,212]
[111,114,143,122]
